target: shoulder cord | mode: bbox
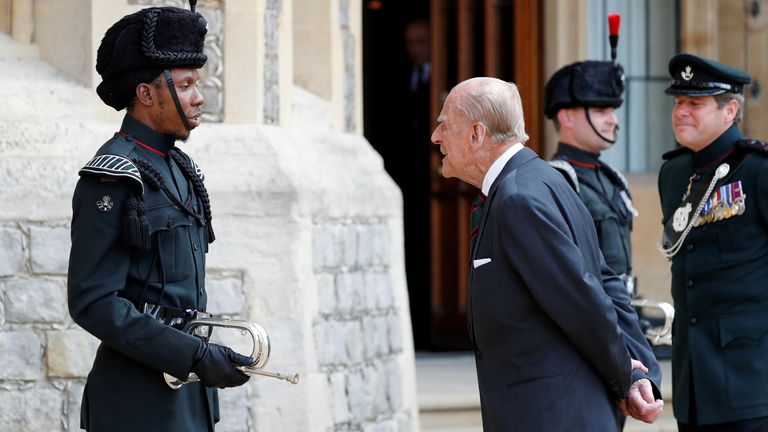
[657,163,730,258]
[169,148,215,247]
[133,158,205,225]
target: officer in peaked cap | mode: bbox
[544,60,664,428]
[68,5,253,431]
[658,53,768,431]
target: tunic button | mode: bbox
[686,280,694,288]
[686,244,694,251]
[689,317,697,325]
[125,136,133,142]
[193,243,199,251]
[168,219,175,228]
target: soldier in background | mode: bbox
[658,53,768,432]
[545,61,637,293]
[544,59,662,429]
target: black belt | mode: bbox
[143,303,211,333]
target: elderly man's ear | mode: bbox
[470,122,487,144]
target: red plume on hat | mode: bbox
[608,14,620,62]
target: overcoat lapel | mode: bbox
[471,147,538,260]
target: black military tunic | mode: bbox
[658,124,768,425]
[550,143,635,276]
[68,114,218,431]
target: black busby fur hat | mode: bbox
[96,7,208,110]
[544,61,625,119]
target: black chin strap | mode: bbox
[584,106,617,144]
[163,69,193,132]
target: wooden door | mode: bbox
[428,0,543,349]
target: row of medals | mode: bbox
[693,180,746,227]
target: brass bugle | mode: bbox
[163,317,299,389]
[631,298,675,346]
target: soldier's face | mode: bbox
[570,107,618,152]
[672,95,734,151]
[154,68,205,141]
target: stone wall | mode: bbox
[0,31,418,431]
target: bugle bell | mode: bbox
[164,316,299,389]
[631,298,675,346]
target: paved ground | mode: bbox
[416,352,678,432]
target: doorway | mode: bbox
[363,0,543,350]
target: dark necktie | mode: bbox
[469,193,487,242]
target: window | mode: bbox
[587,0,679,172]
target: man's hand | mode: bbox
[191,340,253,389]
[617,359,663,423]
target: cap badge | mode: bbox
[97,195,114,212]
[681,66,694,81]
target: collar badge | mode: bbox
[97,195,114,212]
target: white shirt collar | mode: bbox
[481,143,524,196]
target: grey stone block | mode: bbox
[329,372,351,424]
[316,273,336,315]
[365,272,392,310]
[361,316,387,360]
[217,385,249,432]
[374,317,389,357]
[386,360,403,411]
[342,224,358,267]
[388,314,402,354]
[0,289,5,326]
[368,362,390,418]
[313,225,340,271]
[395,413,414,432]
[47,329,99,378]
[0,227,25,277]
[362,317,376,360]
[0,330,42,380]
[67,383,85,432]
[0,388,62,432]
[5,279,66,323]
[345,320,363,364]
[337,271,364,315]
[346,369,367,423]
[364,419,398,432]
[335,272,354,315]
[206,277,245,315]
[370,224,390,266]
[30,225,70,274]
[313,320,348,366]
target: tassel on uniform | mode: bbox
[206,223,215,244]
[204,222,215,252]
[123,196,151,249]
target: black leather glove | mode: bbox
[191,340,254,388]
